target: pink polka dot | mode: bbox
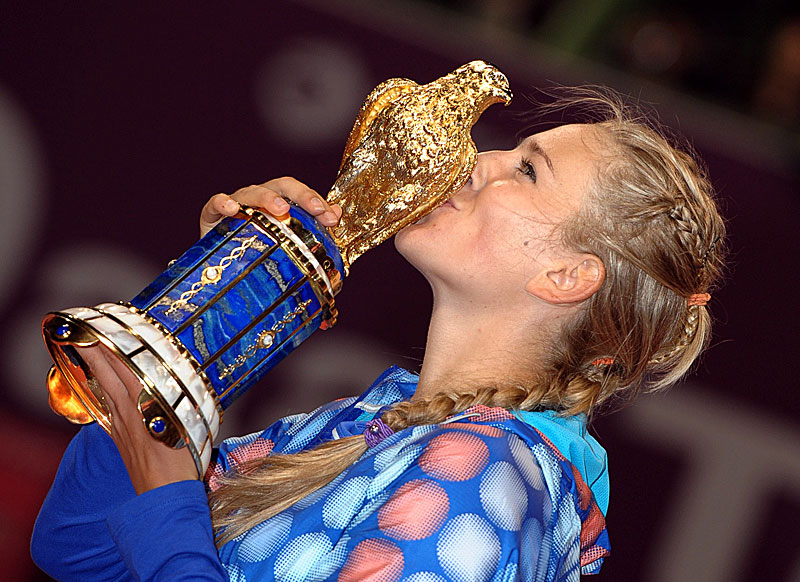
[204,437,275,491]
[445,422,505,438]
[418,431,489,481]
[338,538,404,582]
[228,437,275,468]
[378,479,449,540]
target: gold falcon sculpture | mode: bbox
[327,60,512,271]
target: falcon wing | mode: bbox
[338,77,418,171]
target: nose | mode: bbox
[462,150,503,193]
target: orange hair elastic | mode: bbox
[591,357,615,366]
[688,293,711,307]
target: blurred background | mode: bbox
[2,1,799,580]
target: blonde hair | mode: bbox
[209,87,726,544]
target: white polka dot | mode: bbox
[322,476,371,529]
[224,562,247,582]
[402,572,447,582]
[411,424,439,439]
[480,461,528,531]
[369,442,422,496]
[520,516,545,580]
[237,512,292,562]
[273,532,337,582]
[509,436,545,491]
[436,514,500,582]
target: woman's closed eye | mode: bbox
[517,158,537,183]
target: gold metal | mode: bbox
[326,60,511,271]
[47,366,94,424]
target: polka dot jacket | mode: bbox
[32,366,610,581]
[209,366,610,581]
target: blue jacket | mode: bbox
[32,366,610,581]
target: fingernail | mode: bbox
[224,200,238,212]
[310,199,325,212]
[274,198,290,212]
[321,210,337,224]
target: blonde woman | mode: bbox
[33,89,725,581]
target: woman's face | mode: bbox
[395,123,604,303]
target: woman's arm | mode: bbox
[31,423,136,581]
[33,178,341,580]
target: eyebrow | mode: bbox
[521,137,555,178]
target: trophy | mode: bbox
[42,60,512,476]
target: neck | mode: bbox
[413,293,553,401]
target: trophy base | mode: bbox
[43,303,221,476]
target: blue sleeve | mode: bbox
[32,423,227,582]
[32,423,136,581]
[106,481,226,581]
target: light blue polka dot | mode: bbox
[508,436,545,491]
[369,444,422,496]
[237,512,293,562]
[402,572,447,582]
[492,562,518,582]
[273,532,334,582]
[480,461,528,531]
[437,513,501,582]
[224,562,246,581]
[520,516,544,581]
[322,476,371,529]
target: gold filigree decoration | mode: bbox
[326,60,511,271]
[218,299,312,380]
[165,235,258,316]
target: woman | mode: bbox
[32,89,725,581]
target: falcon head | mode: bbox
[454,60,513,109]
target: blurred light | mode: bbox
[254,37,371,148]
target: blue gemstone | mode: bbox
[56,324,70,337]
[150,418,166,434]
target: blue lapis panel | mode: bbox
[209,285,322,409]
[128,207,342,411]
[131,217,247,312]
[143,222,282,334]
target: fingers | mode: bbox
[199,193,240,238]
[200,177,341,238]
[233,177,341,226]
[78,346,142,431]
[78,345,197,492]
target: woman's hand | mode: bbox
[199,177,342,238]
[79,345,197,494]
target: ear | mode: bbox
[525,253,605,305]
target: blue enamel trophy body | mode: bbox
[41,61,511,476]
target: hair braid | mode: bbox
[211,382,541,544]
